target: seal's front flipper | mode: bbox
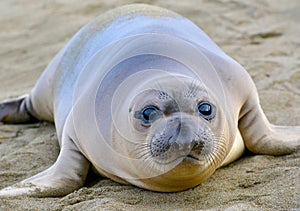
[0,96,39,124]
[0,137,90,197]
[238,89,300,155]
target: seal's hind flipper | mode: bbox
[0,96,39,124]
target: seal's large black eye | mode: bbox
[141,105,161,124]
[134,105,162,125]
[198,102,216,120]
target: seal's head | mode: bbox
[111,74,230,192]
[72,34,232,192]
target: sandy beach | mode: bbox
[0,0,299,210]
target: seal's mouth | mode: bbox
[186,154,199,160]
[166,151,201,165]
[181,153,201,164]
[149,152,201,166]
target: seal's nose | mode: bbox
[173,123,200,151]
[150,115,204,158]
[167,116,202,152]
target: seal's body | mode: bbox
[0,4,299,197]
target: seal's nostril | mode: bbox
[191,139,198,148]
[191,139,204,151]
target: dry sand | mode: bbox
[0,0,299,210]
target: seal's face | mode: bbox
[131,89,218,164]
[125,76,228,189]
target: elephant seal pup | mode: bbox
[0,4,299,197]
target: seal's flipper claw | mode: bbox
[0,137,90,197]
[238,89,300,155]
[0,96,38,124]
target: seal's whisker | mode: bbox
[134,146,152,159]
